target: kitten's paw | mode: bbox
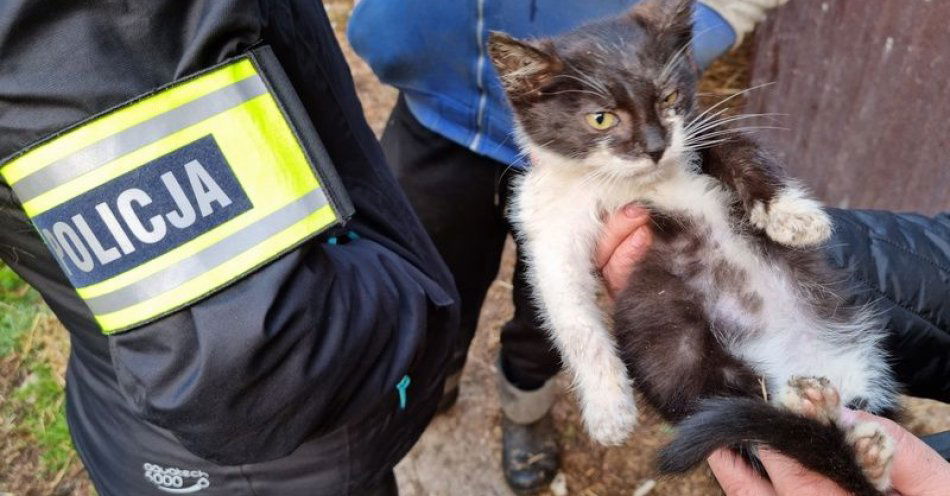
[581,389,638,445]
[781,376,841,425]
[847,421,895,492]
[753,188,832,247]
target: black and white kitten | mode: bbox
[488,0,898,494]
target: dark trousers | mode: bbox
[380,95,561,390]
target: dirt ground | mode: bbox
[1,2,947,495]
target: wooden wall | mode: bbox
[746,0,950,214]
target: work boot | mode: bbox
[499,371,560,494]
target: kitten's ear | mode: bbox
[488,31,563,98]
[630,0,694,51]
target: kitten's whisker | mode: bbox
[659,27,714,83]
[683,126,788,150]
[544,89,607,98]
[552,72,610,99]
[683,133,783,149]
[685,117,788,142]
[686,109,782,131]
[682,139,734,150]
[684,107,734,133]
[686,113,787,136]
[688,82,777,126]
[560,59,612,97]
[659,40,693,82]
[685,111,786,137]
[686,125,789,141]
[694,111,787,126]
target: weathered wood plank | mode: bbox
[747,0,950,214]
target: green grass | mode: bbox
[12,363,74,473]
[1,261,77,478]
[0,263,42,356]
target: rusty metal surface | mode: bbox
[746,0,950,214]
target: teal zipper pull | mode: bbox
[327,230,359,246]
[396,375,411,410]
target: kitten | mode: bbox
[488,0,898,494]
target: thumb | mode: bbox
[707,448,778,496]
[846,410,950,496]
[757,448,851,496]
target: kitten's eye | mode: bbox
[585,112,619,130]
[662,90,679,107]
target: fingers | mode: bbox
[757,449,851,496]
[594,203,650,270]
[707,448,777,496]
[848,410,950,496]
[595,204,652,296]
[709,412,950,496]
[602,225,652,297]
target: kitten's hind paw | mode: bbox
[750,187,832,248]
[780,376,841,425]
[847,421,895,492]
[581,390,638,446]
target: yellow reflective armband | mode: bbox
[0,46,353,334]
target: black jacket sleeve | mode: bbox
[826,209,950,403]
[0,0,459,465]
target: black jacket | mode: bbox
[826,209,950,403]
[0,1,458,494]
[826,209,950,460]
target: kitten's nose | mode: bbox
[647,149,665,163]
[641,123,667,164]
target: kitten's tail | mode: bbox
[658,397,883,496]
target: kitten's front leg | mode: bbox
[513,179,637,445]
[701,134,831,247]
[749,184,833,248]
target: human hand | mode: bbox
[707,409,950,496]
[594,203,652,298]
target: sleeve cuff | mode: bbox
[694,2,738,68]
[699,0,790,48]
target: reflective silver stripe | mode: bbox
[12,75,269,203]
[83,188,328,315]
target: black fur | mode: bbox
[660,398,884,496]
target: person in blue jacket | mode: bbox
[345,0,946,492]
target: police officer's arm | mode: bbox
[0,1,458,465]
[106,230,456,465]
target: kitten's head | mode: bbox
[489,0,699,179]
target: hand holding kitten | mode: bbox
[593,192,833,300]
[596,204,653,298]
[708,410,950,496]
